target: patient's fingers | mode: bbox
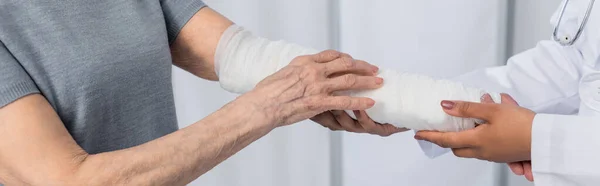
[311,112,343,131]
[354,110,406,136]
[331,110,364,133]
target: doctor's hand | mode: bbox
[480,94,534,182]
[414,95,536,163]
[312,110,408,136]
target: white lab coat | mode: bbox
[421,0,600,185]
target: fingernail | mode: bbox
[366,99,375,107]
[353,110,361,116]
[373,66,379,73]
[481,93,492,101]
[375,77,384,85]
[441,100,455,110]
[414,135,423,140]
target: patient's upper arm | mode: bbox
[0,94,87,185]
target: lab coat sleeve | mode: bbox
[531,114,600,186]
[418,40,583,158]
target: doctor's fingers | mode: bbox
[441,100,499,120]
[500,93,519,105]
[481,94,494,103]
[508,162,525,176]
[523,162,534,182]
[415,130,479,148]
[451,148,479,159]
[481,93,518,106]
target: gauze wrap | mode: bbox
[342,70,501,132]
[215,25,319,93]
[215,24,500,133]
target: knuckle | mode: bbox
[325,50,342,58]
[299,66,318,79]
[340,52,353,59]
[437,134,451,148]
[441,133,452,144]
[458,102,472,114]
[438,141,449,148]
[316,84,330,93]
[309,65,321,75]
[341,98,354,108]
[316,50,341,62]
[321,65,330,76]
[340,57,355,69]
[451,149,462,157]
[453,149,469,158]
[292,55,308,64]
[343,75,358,87]
[304,84,318,95]
[303,98,322,111]
[362,124,375,131]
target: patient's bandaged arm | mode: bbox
[342,70,500,132]
[214,24,500,157]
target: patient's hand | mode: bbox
[311,110,408,136]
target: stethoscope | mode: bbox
[553,0,596,46]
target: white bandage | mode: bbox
[343,69,501,132]
[215,25,319,93]
[214,24,500,132]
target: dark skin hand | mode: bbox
[415,93,536,178]
[480,94,534,182]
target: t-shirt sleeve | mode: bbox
[160,0,207,43]
[0,41,40,108]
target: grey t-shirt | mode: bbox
[0,0,206,154]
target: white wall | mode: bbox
[511,0,563,54]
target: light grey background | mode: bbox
[172,0,563,185]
